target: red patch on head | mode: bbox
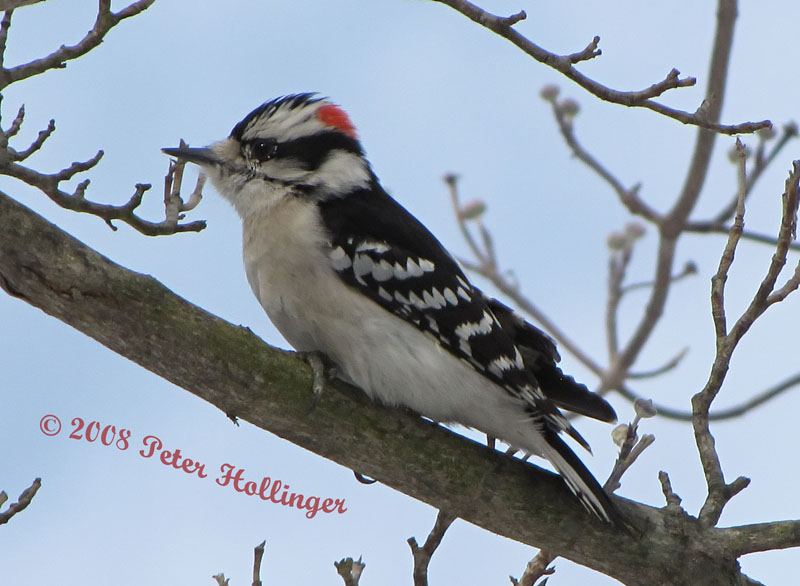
[316,103,358,139]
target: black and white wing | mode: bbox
[319,183,624,524]
[319,183,598,446]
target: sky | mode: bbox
[1,1,799,584]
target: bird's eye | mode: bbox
[250,138,278,161]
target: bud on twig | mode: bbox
[606,232,627,251]
[634,398,658,419]
[540,84,560,102]
[459,199,487,221]
[611,424,629,447]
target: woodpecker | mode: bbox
[163,93,620,523]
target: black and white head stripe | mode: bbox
[230,94,364,174]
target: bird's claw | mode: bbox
[299,351,335,412]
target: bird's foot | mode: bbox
[298,350,337,412]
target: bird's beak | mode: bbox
[162,145,219,167]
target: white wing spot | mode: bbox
[488,355,518,378]
[457,287,471,302]
[408,291,426,309]
[372,259,395,282]
[443,287,459,305]
[457,275,470,289]
[378,286,393,302]
[329,246,352,271]
[394,262,409,280]
[356,240,390,254]
[418,258,435,272]
[394,290,410,305]
[430,288,446,309]
[406,258,424,278]
[353,254,374,285]
[454,311,494,355]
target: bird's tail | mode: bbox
[540,427,623,526]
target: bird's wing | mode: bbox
[318,186,584,445]
[484,296,617,423]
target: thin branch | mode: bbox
[616,371,800,421]
[334,557,366,586]
[447,175,606,378]
[0,0,156,88]
[510,550,556,586]
[693,160,800,527]
[687,122,799,231]
[710,138,748,340]
[252,541,265,586]
[627,347,688,380]
[0,478,41,525]
[408,510,456,586]
[546,93,661,223]
[433,0,769,134]
[685,223,800,252]
[2,103,24,139]
[10,118,55,160]
[586,0,742,406]
[0,10,12,71]
[604,405,657,494]
[657,471,683,513]
[621,260,698,294]
[0,155,206,236]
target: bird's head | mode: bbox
[163,93,371,217]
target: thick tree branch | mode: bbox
[2,190,788,586]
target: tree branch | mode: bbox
[432,0,769,134]
[0,478,41,525]
[0,0,156,88]
[408,510,456,586]
[2,190,790,586]
[693,160,800,527]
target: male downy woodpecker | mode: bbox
[164,94,620,523]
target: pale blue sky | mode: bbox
[2,1,799,584]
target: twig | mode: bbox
[621,261,698,294]
[604,402,656,493]
[9,118,54,160]
[657,471,683,513]
[693,160,800,527]
[617,371,800,421]
[0,0,156,89]
[0,478,41,525]
[627,347,688,380]
[1,157,206,235]
[2,103,25,139]
[510,550,556,586]
[433,0,769,134]
[0,10,12,71]
[408,510,456,586]
[252,541,265,586]
[447,175,606,378]
[545,92,660,222]
[684,224,800,252]
[334,557,366,586]
[687,122,799,230]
